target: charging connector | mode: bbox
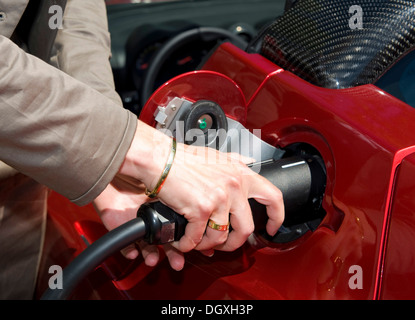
[137,201,188,244]
[41,204,188,300]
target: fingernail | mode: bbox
[201,249,215,257]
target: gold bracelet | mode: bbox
[145,138,177,198]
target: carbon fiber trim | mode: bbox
[260,0,415,89]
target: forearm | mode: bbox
[0,35,136,205]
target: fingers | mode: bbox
[245,174,285,237]
[195,193,254,252]
[122,171,283,270]
[155,143,284,258]
[194,169,283,253]
[120,244,140,260]
[195,216,230,251]
[173,218,208,253]
[137,241,185,271]
[136,241,160,267]
[193,188,231,251]
[215,198,254,252]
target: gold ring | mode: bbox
[207,219,230,231]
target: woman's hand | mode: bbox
[93,175,186,271]
[117,120,285,256]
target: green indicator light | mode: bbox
[199,118,207,130]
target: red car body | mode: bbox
[36,40,415,300]
[35,1,415,300]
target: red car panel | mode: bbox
[38,39,415,299]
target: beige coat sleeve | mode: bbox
[0,35,137,206]
[49,0,122,106]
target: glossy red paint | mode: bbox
[39,43,415,299]
[201,43,415,299]
[378,152,415,300]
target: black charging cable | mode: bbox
[40,202,187,300]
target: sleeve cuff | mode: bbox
[70,111,137,206]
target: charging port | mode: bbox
[252,143,327,244]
